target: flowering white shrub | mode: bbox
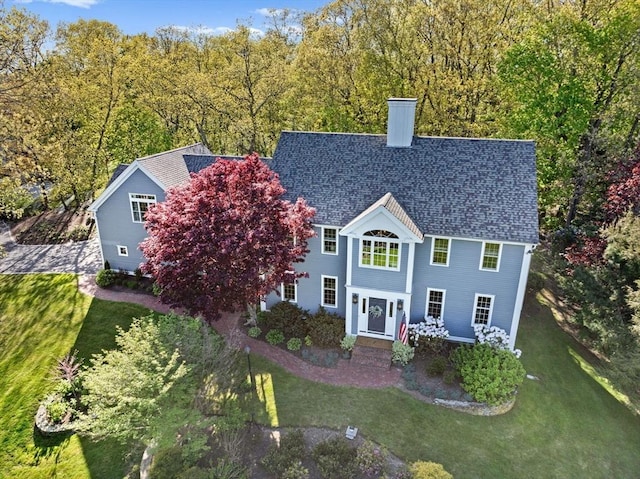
[408,316,450,354]
[473,325,522,358]
[408,316,450,344]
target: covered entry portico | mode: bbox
[346,286,411,340]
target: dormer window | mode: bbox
[360,230,401,271]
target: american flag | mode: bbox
[399,312,408,345]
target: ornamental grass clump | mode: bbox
[408,316,450,354]
[452,343,526,405]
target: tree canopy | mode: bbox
[140,153,315,322]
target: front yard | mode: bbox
[1,273,639,478]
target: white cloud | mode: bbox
[15,0,99,8]
[163,25,264,37]
[254,8,286,17]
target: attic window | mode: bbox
[130,193,156,223]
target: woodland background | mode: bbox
[1,0,640,403]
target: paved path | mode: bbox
[0,221,101,274]
[78,275,402,389]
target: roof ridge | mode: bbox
[136,143,207,162]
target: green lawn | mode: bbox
[1,274,639,478]
[0,274,150,478]
[247,291,640,478]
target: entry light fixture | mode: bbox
[352,293,359,304]
[397,299,404,311]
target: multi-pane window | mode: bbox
[282,282,297,302]
[322,227,338,254]
[473,294,494,325]
[426,289,445,319]
[130,193,156,223]
[481,242,501,270]
[322,276,338,307]
[360,230,400,270]
[117,245,128,256]
[431,238,450,266]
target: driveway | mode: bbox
[0,221,101,274]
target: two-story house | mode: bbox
[89,98,538,349]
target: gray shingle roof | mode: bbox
[271,132,538,244]
[138,143,212,188]
[183,154,244,174]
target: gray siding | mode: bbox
[411,237,524,340]
[265,227,348,315]
[96,169,165,272]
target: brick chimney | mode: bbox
[386,98,417,148]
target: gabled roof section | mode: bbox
[341,192,424,242]
[89,143,212,213]
[138,143,212,189]
[271,132,538,244]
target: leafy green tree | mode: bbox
[77,315,192,445]
[498,0,640,228]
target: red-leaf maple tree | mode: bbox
[140,153,315,322]
[565,143,640,266]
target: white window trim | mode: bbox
[425,288,446,319]
[129,193,156,223]
[472,293,495,326]
[430,237,451,267]
[359,238,402,271]
[321,227,339,255]
[281,281,298,303]
[117,245,128,256]
[479,241,502,272]
[321,275,338,308]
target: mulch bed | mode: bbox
[11,207,95,244]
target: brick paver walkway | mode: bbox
[78,275,402,389]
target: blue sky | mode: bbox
[12,0,329,35]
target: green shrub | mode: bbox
[282,461,309,479]
[391,341,415,366]
[442,369,457,385]
[307,308,345,347]
[312,437,358,479]
[134,267,144,279]
[340,334,357,352]
[207,459,248,479]
[304,335,312,346]
[409,461,453,479]
[125,279,137,289]
[45,396,70,424]
[67,225,90,242]
[261,430,306,476]
[357,440,387,477]
[426,356,447,376]
[266,329,285,345]
[452,343,526,405]
[260,302,309,338]
[287,337,302,351]
[248,326,262,338]
[152,282,162,296]
[95,268,117,288]
[149,446,185,479]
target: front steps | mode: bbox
[351,336,393,369]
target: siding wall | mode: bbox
[411,237,524,339]
[265,227,348,315]
[95,169,165,272]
